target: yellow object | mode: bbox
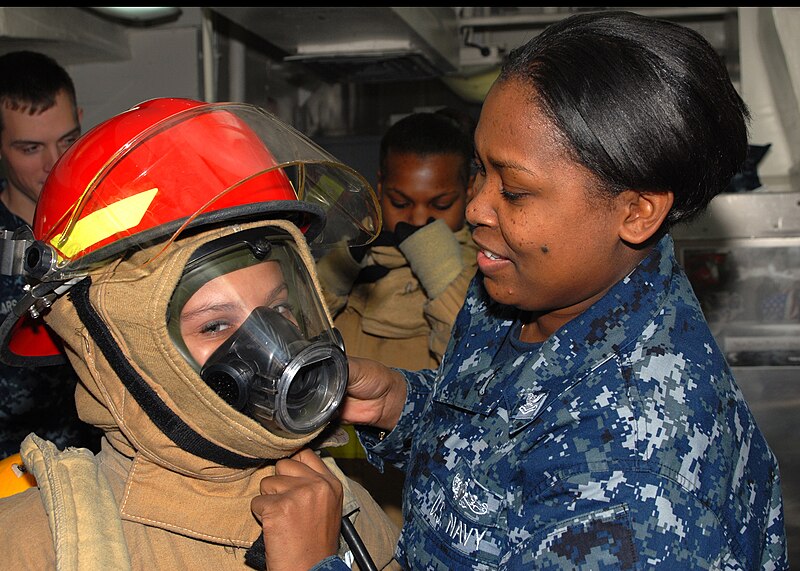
[326,425,367,459]
[52,188,158,258]
[441,66,501,103]
[0,453,37,498]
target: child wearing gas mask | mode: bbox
[0,98,400,570]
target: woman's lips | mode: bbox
[483,248,501,260]
[476,248,510,274]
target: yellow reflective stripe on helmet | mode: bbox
[51,188,159,258]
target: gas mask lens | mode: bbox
[168,227,347,438]
[201,306,346,437]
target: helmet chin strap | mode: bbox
[69,277,265,469]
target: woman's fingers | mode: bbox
[251,449,343,571]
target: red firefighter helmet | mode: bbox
[0,97,380,364]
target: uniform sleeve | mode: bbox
[356,368,435,473]
[0,488,57,568]
[310,555,353,570]
[501,470,768,570]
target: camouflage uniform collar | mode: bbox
[436,234,676,434]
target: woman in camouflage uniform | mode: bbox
[260,10,788,570]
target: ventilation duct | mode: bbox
[0,7,130,65]
[209,7,459,83]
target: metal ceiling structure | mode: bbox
[0,7,739,84]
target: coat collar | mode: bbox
[436,234,677,435]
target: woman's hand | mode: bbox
[251,448,343,571]
[339,356,408,431]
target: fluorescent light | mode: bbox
[89,7,182,23]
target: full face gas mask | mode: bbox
[168,226,347,439]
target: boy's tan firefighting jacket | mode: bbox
[317,222,478,371]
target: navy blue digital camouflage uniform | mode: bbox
[0,198,100,458]
[315,233,787,570]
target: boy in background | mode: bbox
[0,50,100,458]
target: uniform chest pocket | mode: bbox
[407,460,509,567]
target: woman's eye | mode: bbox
[390,199,410,209]
[500,189,524,202]
[199,319,232,335]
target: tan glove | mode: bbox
[398,218,463,299]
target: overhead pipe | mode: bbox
[202,7,215,103]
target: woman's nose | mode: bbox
[466,178,493,227]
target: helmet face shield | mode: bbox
[1,97,380,370]
[168,227,346,438]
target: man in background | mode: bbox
[0,50,100,458]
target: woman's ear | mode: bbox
[617,190,674,245]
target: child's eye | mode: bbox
[272,302,300,327]
[199,319,232,335]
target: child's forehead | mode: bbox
[381,154,467,190]
[383,149,466,171]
